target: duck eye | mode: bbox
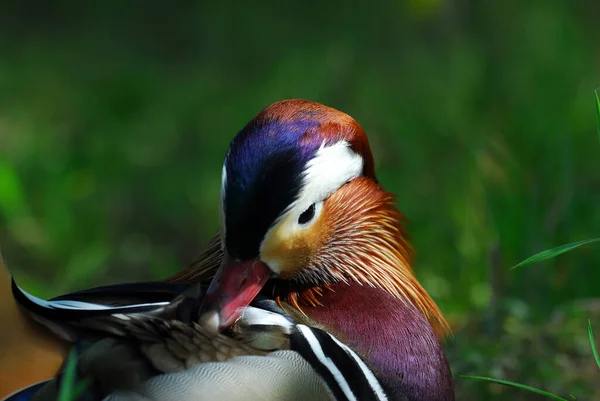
[298,203,316,225]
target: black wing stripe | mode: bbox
[290,324,388,401]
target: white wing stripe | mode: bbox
[328,333,388,400]
[17,284,169,311]
[297,324,358,401]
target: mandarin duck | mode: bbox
[6,99,454,401]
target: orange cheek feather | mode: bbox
[260,212,331,279]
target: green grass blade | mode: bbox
[56,348,89,401]
[595,88,600,144]
[71,380,90,400]
[588,319,600,371]
[511,238,600,269]
[57,348,79,401]
[462,375,568,401]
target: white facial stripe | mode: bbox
[293,140,364,215]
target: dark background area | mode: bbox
[1,1,599,399]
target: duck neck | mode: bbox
[0,256,69,398]
[302,282,454,401]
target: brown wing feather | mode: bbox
[122,317,266,373]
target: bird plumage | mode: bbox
[8,99,454,401]
[176,99,454,400]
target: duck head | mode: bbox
[199,99,449,339]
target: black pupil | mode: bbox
[298,203,316,224]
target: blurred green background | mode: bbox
[1,0,599,399]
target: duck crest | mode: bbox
[252,99,376,179]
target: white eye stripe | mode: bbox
[293,140,363,215]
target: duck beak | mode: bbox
[199,252,272,331]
